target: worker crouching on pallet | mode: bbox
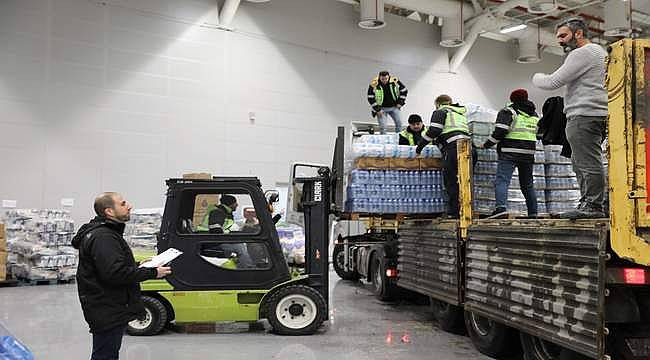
[480,89,540,219]
[416,95,472,219]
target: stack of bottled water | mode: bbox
[544,145,580,214]
[345,169,447,213]
[351,134,441,159]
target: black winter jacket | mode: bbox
[483,100,539,163]
[538,96,572,158]
[72,216,157,333]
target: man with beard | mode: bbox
[72,192,171,359]
[532,18,607,219]
[481,89,539,219]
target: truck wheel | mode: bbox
[127,296,168,336]
[370,256,394,301]
[429,298,465,334]
[521,333,590,360]
[333,244,360,281]
[464,310,518,357]
[266,285,327,335]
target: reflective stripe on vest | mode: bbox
[373,77,400,107]
[439,105,469,135]
[399,129,426,146]
[504,107,539,142]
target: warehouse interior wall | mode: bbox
[0,0,563,225]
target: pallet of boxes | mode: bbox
[2,209,77,285]
[345,133,447,216]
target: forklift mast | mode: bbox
[295,167,331,306]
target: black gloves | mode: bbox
[415,140,427,155]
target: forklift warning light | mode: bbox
[386,268,397,278]
[624,268,646,285]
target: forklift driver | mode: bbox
[206,194,238,234]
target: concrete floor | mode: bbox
[0,272,493,360]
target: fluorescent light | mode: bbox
[500,23,527,34]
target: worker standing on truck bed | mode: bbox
[532,17,607,219]
[367,70,408,134]
[481,89,539,219]
[416,95,471,218]
[398,114,428,146]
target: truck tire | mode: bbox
[127,296,168,336]
[370,255,394,301]
[429,298,465,334]
[464,310,519,357]
[521,333,590,360]
[266,285,327,335]
[333,244,360,281]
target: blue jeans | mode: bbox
[377,107,402,134]
[495,159,538,216]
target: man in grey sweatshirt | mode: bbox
[532,18,607,219]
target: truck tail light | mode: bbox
[624,268,646,285]
[386,268,397,278]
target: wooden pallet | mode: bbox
[0,279,19,287]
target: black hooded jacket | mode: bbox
[72,216,157,333]
[483,100,539,163]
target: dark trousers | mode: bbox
[91,324,126,360]
[441,141,477,217]
[495,159,538,216]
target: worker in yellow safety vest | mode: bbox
[197,194,238,234]
[399,114,430,146]
[367,70,408,134]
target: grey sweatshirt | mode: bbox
[532,43,608,119]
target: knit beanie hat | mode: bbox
[408,114,423,124]
[510,88,528,104]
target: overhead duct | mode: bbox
[440,16,465,47]
[604,0,633,37]
[528,0,556,14]
[359,0,386,29]
[516,27,541,63]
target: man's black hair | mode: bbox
[556,17,589,39]
[378,70,390,77]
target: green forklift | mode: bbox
[127,129,344,336]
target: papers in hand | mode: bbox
[139,248,183,268]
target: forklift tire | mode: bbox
[429,298,465,335]
[127,296,168,336]
[266,285,327,335]
[464,310,519,358]
[333,244,360,281]
[370,255,394,301]
[520,333,589,360]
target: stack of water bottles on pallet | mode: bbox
[0,322,34,360]
[345,169,446,213]
[1,209,77,282]
[125,208,163,253]
[346,133,446,214]
[544,145,580,214]
[468,103,547,215]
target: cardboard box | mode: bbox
[192,194,220,226]
[0,223,5,250]
[354,157,391,170]
[183,173,212,180]
[390,158,420,170]
[0,250,7,281]
[419,158,443,169]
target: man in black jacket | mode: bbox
[398,114,427,146]
[367,70,408,134]
[481,89,539,219]
[416,95,471,218]
[72,192,171,360]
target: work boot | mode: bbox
[487,207,508,219]
[559,203,605,219]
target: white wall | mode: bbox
[0,0,563,225]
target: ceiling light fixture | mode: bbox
[500,23,527,34]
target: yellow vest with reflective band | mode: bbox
[504,106,539,142]
[399,129,427,146]
[370,76,400,107]
[439,105,470,135]
[197,204,235,233]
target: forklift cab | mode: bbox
[128,175,332,336]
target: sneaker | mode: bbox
[487,208,508,219]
